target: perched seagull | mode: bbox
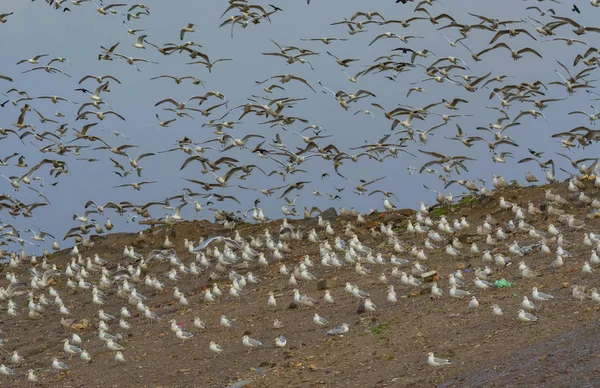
[387,286,398,304]
[532,287,554,303]
[52,357,69,371]
[582,262,594,274]
[267,292,277,308]
[81,350,92,362]
[275,335,287,348]
[522,296,536,311]
[209,341,224,355]
[220,315,232,330]
[427,352,451,368]
[115,351,126,363]
[28,369,38,384]
[590,288,600,304]
[468,296,479,309]
[63,339,83,358]
[474,278,493,292]
[572,285,589,303]
[273,319,285,329]
[491,304,503,316]
[518,309,538,322]
[324,290,335,304]
[430,282,443,298]
[519,261,539,279]
[313,313,329,327]
[71,333,82,345]
[0,364,14,376]
[364,298,377,315]
[176,328,195,343]
[327,323,349,336]
[99,309,115,321]
[242,335,262,352]
[10,351,24,364]
[194,317,207,330]
[106,339,125,351]
[449,285,471,298]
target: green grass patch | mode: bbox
[458,195,476,206]
[430,195,477,218]
[431,207,448,217]
[370,319,396,334]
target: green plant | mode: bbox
[431,207,448,217]
[370,319,396,334]
[458,195,476,206]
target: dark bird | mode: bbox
[279,181,311,198]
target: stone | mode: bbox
[357,301,365,314]
[316,277,337,290]
[316,279,327,290]
[320,207,338,221]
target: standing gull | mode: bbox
[176,328,195,343]
[0,364,14,376]
[28,369,38,384]
[209,341,224,356]
[532,287,554,307]
[518,309,538,322]
[313,313,329,328]
[242,335,262,352]
[63,339,83,359]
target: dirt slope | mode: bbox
[2,180,600,387]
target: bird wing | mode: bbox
[290,75,316,92]
[518,47,543,58]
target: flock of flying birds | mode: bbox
[1,0,600,385]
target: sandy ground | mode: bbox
[1,180,600,387]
